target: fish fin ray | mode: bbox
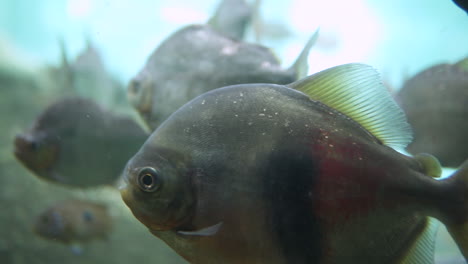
[399,217,439,264]
[207,0,252,40]
[287,28,319,79]
[288,63,413,149]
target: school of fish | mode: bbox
[8,0,468,263]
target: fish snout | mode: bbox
[13,133,58,172]
[13,133,37,158]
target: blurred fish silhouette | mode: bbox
[397,57,468,168]
[47,39,126,107]
[14,97,148,188]
[208,0,253,40]
[121,63,468,264]
[249,0,296,42]
[128,24,317,130]
[34,199,112,254]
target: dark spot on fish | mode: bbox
[137,167,162,192]
[129,79,141,95]
[83,210,94,222]
[262,147,322,263]
[27,140,39,151]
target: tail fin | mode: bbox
[444,160,468,261]
[287,28,319,79]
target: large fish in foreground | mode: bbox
[120,64,468,263]
[397,57,468,168]
[128,24,317,130]
[14,97,148,188]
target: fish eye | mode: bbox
[129,79,141,95]
[137,167,161,192]
[29,141,39,151]
[82,210,94,222]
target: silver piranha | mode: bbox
[14,97,148,188]
[128,24,317,130]
[121,63,468,263]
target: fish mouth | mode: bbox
[13,134,35,165]
[13,133,58,173]
[120,185,193,232]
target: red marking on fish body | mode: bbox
[311,137,382,226]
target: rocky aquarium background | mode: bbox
[0,0,467,263]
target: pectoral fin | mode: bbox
[177,222,223,237]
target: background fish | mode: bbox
[45,39,128,109]
[397,57,468,168]
[207,0,253,40]
[121,63,468,263]
[14,97,148,188]
[34,199,112,250]
[127,24,317,130]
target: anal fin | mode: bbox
[400,217,439,264]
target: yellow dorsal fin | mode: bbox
[288,63,413,150]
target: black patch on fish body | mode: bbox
[262,148,322,263]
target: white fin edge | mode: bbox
[289,63,413,150]
[177,222,223,237]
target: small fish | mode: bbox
[128,25,317,130]
[34,199,112,247]
[121,63,468,263]
[14,97,148,188]
[207,0,253,40]
[397,57,468,168]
